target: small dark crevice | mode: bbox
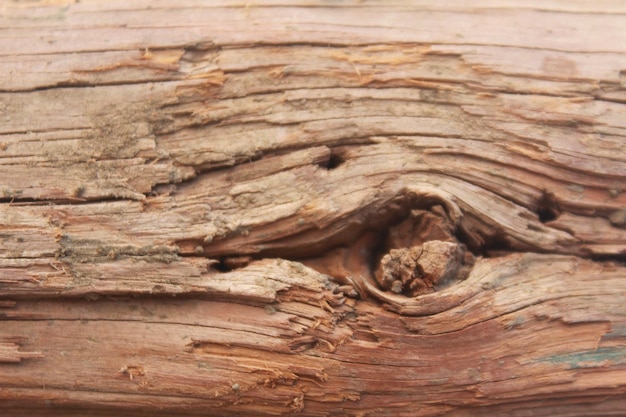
[536,191,561,223]
[326,150,346,170]
[479,231,516,258]
[3,76,187,94]
[591,253,626,266]
[0,195,133,206]
[214,256,254,273]
[214,258,234,273]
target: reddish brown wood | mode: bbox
[0,1,625,416]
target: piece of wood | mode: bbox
[1,1,625,416]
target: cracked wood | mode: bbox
[1,1,625,416]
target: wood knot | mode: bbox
[375,241,469,297]
[369,207,475,297]
[302,206,475,300]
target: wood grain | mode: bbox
[1,1,625,415]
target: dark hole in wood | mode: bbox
[326,151,345,170]
[536,191,560,223]
[214,258,233,272]
[481,230,514,257]
[215,256,253,272]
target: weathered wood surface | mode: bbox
[1,1,625,416]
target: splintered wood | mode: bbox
[0,1,625,416]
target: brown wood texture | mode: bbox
[1,1,625,416]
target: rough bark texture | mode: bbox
[1,1,625,416]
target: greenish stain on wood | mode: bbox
[538,347,626,369]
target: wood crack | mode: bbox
[1,3,626,415]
